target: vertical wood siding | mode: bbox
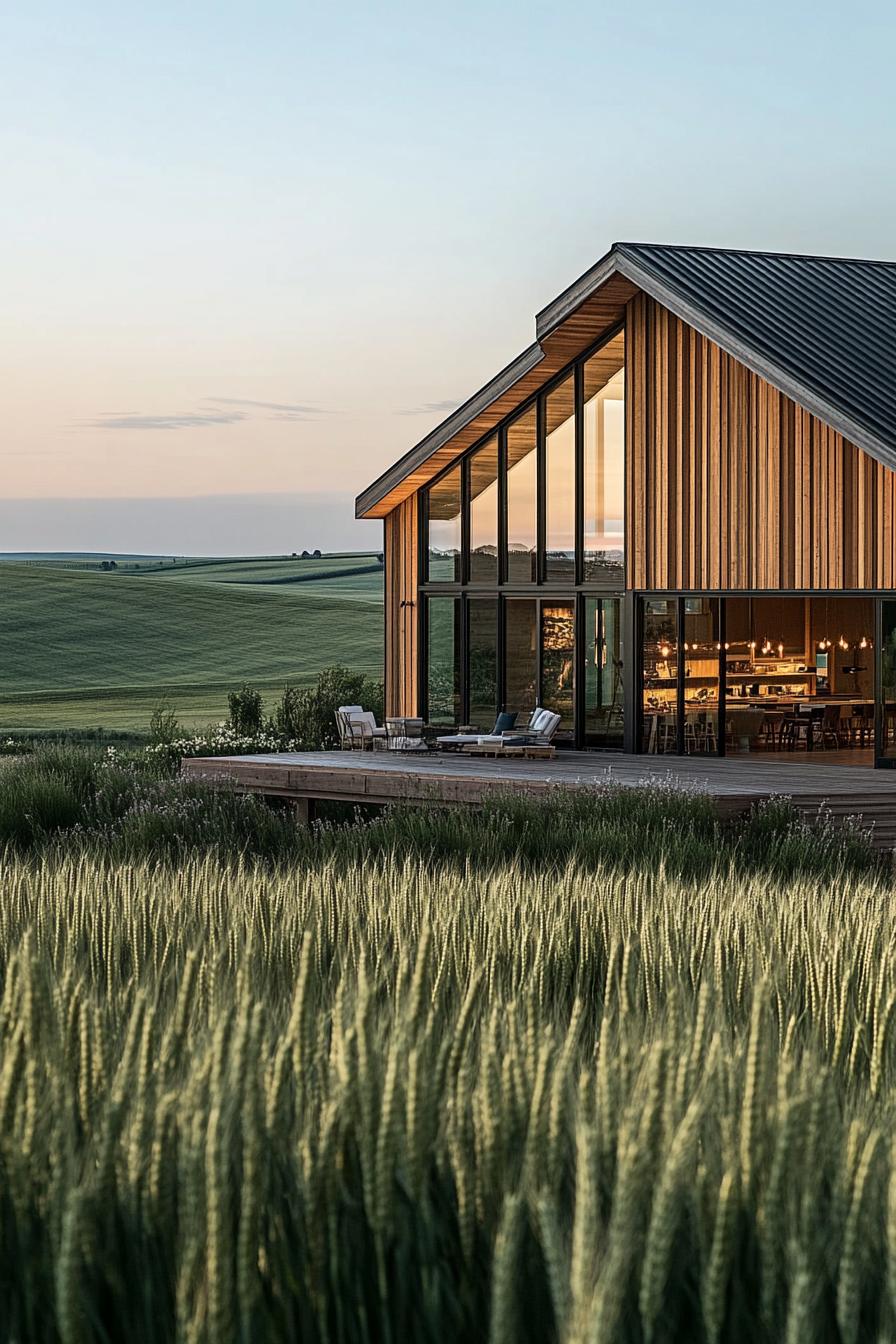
[383,496,419,716]
[626,294,896,591]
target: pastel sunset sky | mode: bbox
[3,0,895,552]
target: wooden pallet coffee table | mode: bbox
[462,742,556,760]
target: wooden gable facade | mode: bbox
[627,293,896,594]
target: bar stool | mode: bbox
[659,712,678,753]
[759,711,784,750]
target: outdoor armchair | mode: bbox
[335,706,386,750]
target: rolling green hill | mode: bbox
[0,554,384,732]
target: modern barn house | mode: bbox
[356,243,896,767]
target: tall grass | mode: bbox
[0,746,883,882]
[0,845,895,1341]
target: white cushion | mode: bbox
[531,708,550,733]
[545,711,561,736]
[477,735,504,744]
[338,705,363,715]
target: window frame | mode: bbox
[420,321,625,594]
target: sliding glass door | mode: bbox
[582,597,624,748]
[540,603,575,736]
[426,596,461,725]
[468,599,499,731]
[504,600,539,719]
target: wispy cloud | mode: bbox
[204,397,324,416]
[398,398,461,416]
[76,396,330,432]
[83,411,247,432]
[203,397,329,422]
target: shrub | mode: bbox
[273,683,303,739]
[273,665,384,750]
[148,701,181,746]
[228,684,264,736]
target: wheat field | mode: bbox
[1,846,895,1342]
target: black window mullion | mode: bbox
[497,424,508,587]
[574,361,585,587]
[536,396,547,585]
[460,458,471,586]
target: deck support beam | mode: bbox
[292,797,316,828]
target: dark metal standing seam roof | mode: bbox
[357,242,896,516]
[609,243,896,472]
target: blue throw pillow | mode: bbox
[494,711,518,733]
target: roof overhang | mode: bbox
[357,241,896,519]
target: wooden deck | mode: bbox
[181,749,896,849]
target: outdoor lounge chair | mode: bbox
[437,707,561,752]
[435,711,519,750]
[335,706,387,750]
[475,707,562,750]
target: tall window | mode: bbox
[882,601,896,761]
[642,599,678,753]
[505,600,537,716]
[506,407,537,582]
[584,597,624,747]
[419,327,628,750]
[427,467,461,582]
[427,596,461,724]
[468,598,498,729]
[683,597,720,755]
[469,437,498,583]
[541,603,575,733]
[583,336,625,579]
[545,377,575,581]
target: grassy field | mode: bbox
[0,748,891,1342]
[0,553,383,732]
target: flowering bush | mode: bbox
[144,721,302,772]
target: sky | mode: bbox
[2,0,895,554]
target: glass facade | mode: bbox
[640,594,883,759]
[420,327,626,745]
